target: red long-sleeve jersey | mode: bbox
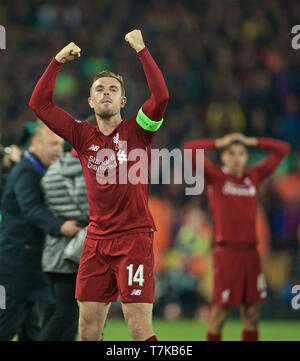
[183,138,290,245]
[29,47,169,239]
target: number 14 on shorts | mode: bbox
[126,264,144,286]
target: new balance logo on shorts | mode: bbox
[222,289,230,303]
[130,289,142,296]
[89,144,100,151]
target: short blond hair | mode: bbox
[90,70,125,97]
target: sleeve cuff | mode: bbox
[52,57,64,67]
[137,47,148,57]
[51,217,65,237]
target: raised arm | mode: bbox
[29,43,91,150]
[247,137,291,182]
[182,138,223,182]
[211,132,290,182]
[125,30,169,136]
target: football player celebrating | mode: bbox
[29,30,169,341]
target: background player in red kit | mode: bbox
[29,30,169,341]
[183,133,290,341]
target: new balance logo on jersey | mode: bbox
[89,144,100,152]
[130,289,142,296]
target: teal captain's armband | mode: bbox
[136,108,164,132]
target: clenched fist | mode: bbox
[125,29,145,53]
[55,42,81,63]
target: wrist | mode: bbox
[136,45,146,53]
[215,138,223,148]
[55,54,65,63]
[247,137,257,147]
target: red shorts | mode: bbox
[75,232,155,303]
[212,244,267,306]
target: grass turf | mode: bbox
[75,318,300,341]
[12,318,299,341]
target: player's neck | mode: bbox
[96,114,123,136]
[228,168,244,178]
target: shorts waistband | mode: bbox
[214,242,256,250]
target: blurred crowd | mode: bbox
[0,0,299,320]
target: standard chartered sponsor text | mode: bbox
[91,144,204,195]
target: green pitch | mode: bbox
[12,318,300,341]
[89,318,300,341]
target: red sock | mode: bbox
[242,329,258,341]
[206,332,221,341]
[145,335,158,341]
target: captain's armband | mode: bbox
[136,107,163,132]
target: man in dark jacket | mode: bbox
[38,147,89,341]
[0,124,82,341]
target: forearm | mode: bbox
[182,138,221,178]
[137,47,169,121]
[29,58,63,114]
[28,59,76,142]
[248,138,291,181]
[15,170,65,236]
[24,207,65,236]
[183,139,216,151]
[256,138,291,155]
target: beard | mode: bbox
[96,104,118,120]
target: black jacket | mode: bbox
[0,153,65,302]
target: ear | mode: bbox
[88,97,94,109]
[29,138,41,154]
[120,96,127,109]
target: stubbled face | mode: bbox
[88,77,126,119]
[221,143,248,176]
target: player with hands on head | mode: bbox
[183,132,290,341]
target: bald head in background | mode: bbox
[29,125,64,168]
